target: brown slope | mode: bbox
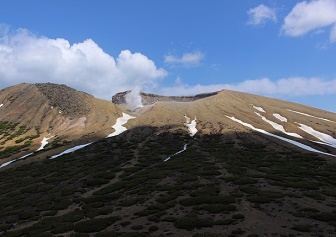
[125,90,336,156]
[0,83,123,165]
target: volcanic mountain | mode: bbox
[0,83,336,236]
[1,84,335,168]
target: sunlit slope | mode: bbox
[127,90,335,156]
[0,83,123,164]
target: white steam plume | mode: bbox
[125,86,143,111]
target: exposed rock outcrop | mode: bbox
[36,83,92,117]
[112,91,219,106]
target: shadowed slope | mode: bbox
[1,126,336,236]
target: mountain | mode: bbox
[0,83,123,166]
[0,83,336,237]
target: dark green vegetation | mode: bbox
[0,126,336,236]
[0,121,38,159]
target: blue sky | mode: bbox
[0,0,336,112]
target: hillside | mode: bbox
[0,83,123,166]
[1,126,336,236]
[122,90,335,157]
[0,84,335,236]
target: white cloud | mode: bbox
[0,28,167,99]
[330,23,336,43]
[158,77,336,97]
[281,0,336,42]
[247,4,277,25]
[164,51,205,66]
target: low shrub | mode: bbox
[131,225,143,230]
[192,233,225,237]
[174,214,214,230]
[120,221,130,226]
[292,224,311,232]
[161,216,177,222]
[74,216,120,233]
[148,225,159,232]
[214,219,235,225]
[312,212,336,222]
[232,214,245,219]
[180,195,235,206]
[94,231,118,237]
[196,204,236,214]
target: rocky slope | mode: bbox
[112,91,219,106]
[0,83,123,165]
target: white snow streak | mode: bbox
[0,104,3,108]
[36,136,53,151]
[253,105,266,113]
[226,116,335,157]
[287,109,335,123]
[184,116,198,136]
[273,113,287,122]
[255,112,302,138]
[107,113,135,137]
[0,152,34,168]
[51,113,135,159]
[164,144,187,162]
[297,123,336,148]
[50,143,92,159]
[1,135,53,168]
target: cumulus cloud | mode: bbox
[281,0,336,42]
[164,51,205,67]
[0,28,167,99]
[158,77,336,97]
[247,4,277,25]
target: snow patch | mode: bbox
[226,116,335,157]
[0,135,53,168]
[287,109,335,123]
[50,113,135,159]
[0,104,3,108]
[50,143,92,159]
[273,113,287,122]
[107,113,135,137]
[164,144,187,162]
[184,116,198,137]
[252,105,266,113]
[297,123,336,148]
[0,152,34,168]
[255,112,302,138]
[36,136,53,151]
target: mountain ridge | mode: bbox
[0,83,123,165]
[0,83,335,168]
